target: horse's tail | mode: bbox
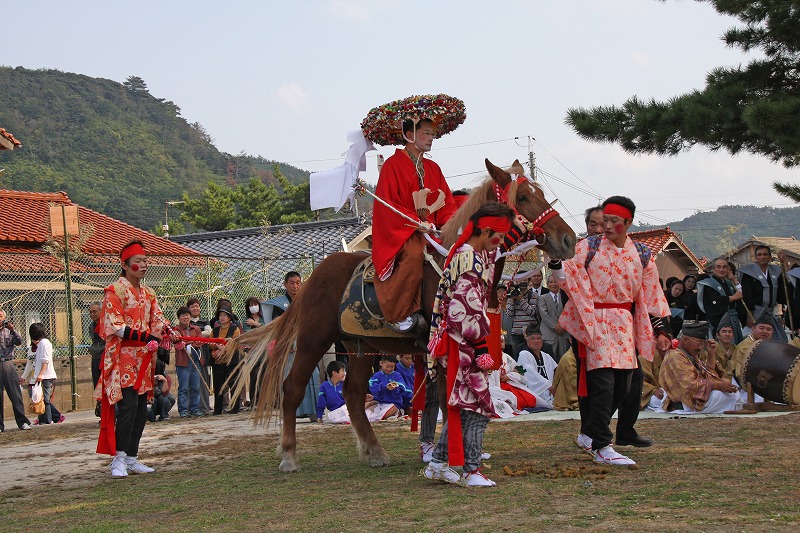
[221,305,301,426]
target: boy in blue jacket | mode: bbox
[367,356,412,421]
[394,354,415,413]
[316,361,350,424]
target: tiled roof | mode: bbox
[0,189,204,273]
[733,236,800,257]
[172,218,369,260]
[0,128,22,150]
[628,226,705,268]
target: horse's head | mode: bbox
[485,159,576,260]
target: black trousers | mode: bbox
[616,361,644,439]
[585,367,633,451]
[116,387,148,456]
[0,359,30,431]
[212,362,241,415]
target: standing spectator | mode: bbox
[210,305,241,415]
[697,258,745,342]
[243,296,265,408]
[20,323,58,424]
[186,297,212,414]
[0,308,31,431]
[263,271,319,420]
[506,270,547,360]
[88,300,106,417]
[173,306,204,418]
[496,284,514,355]
[538,274,570,361]
[739,245,787,341]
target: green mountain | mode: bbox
[0,66,314,231]
[633,205,800,260]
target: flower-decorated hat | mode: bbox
[360,94,466,146]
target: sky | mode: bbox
[3,0,798,233]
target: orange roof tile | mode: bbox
[0,189,204,272]
[629,226,705,269]
[0,128,22,149]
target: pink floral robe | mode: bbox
[432,245,497,417]
[558,236,669,370]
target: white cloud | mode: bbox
[328,0,369,20]
[275,82,310,114]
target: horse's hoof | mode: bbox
[367,453,390,468]
[279,459,300,473]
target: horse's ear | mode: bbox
[485,158,511,188]
[508,159,525,175]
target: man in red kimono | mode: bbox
[95,240,175,477]
[372,118,456,331]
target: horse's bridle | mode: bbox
[493,173,560,243]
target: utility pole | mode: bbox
[528,136,537,182]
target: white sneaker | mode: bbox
[594,445,636,466]
[20,423,32,431]
[480,452,491,460]
[422,462,461,484]
[575,433,594,456]
[462,470,496,487]
[125,457,155,474]
[110,456,128,478]
[420,442,435,463]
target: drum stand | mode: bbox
[742,384,800,412]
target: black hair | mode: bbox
[177,306,190,318]
[452,189,469,197]
[29,322,46,342]
[186,297,201,307]
[755,244,772,255]
[284,271,301,283]
[682,274,697,283]
[601,196,636,220]
[524,323,542,337]
[584,205,603,227]
[326,360,346,379]
[402,118,434,138]
[468,201,515,236]
[245,297,262,318]
[380,355,396,363]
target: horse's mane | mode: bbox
[440,175,533,248]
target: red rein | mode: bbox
[494,176,559,237]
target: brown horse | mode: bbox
[222,158,576,472]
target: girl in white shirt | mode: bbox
[20,323,58,424]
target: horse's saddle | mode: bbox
[339,256,410,338]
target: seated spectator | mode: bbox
[551,347,579,411]
[640,344,668,411]
[516,324,557,408]
[714,315,737,381]
[149,360,175,422]
[487,352,541,417]
[394,353,415,412]
[316,360,350,424]
[665,279,686,337]
[366,356,411,421]
[658,320,739,414]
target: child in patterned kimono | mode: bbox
[423,201,518,487]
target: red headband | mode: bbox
[120,243,146,263]
[603,203,632,220]
[444,216,512,269]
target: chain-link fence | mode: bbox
[1,252,316,420]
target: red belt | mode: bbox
[594,302,632,312]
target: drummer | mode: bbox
[731,312,775,387]
[371,117,457,333]
[658,320,740,414]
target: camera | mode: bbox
[1,321,7,328]
[508,282,528,298]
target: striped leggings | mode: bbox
[431,409,489,473]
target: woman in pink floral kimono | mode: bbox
[423,202,518,487]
